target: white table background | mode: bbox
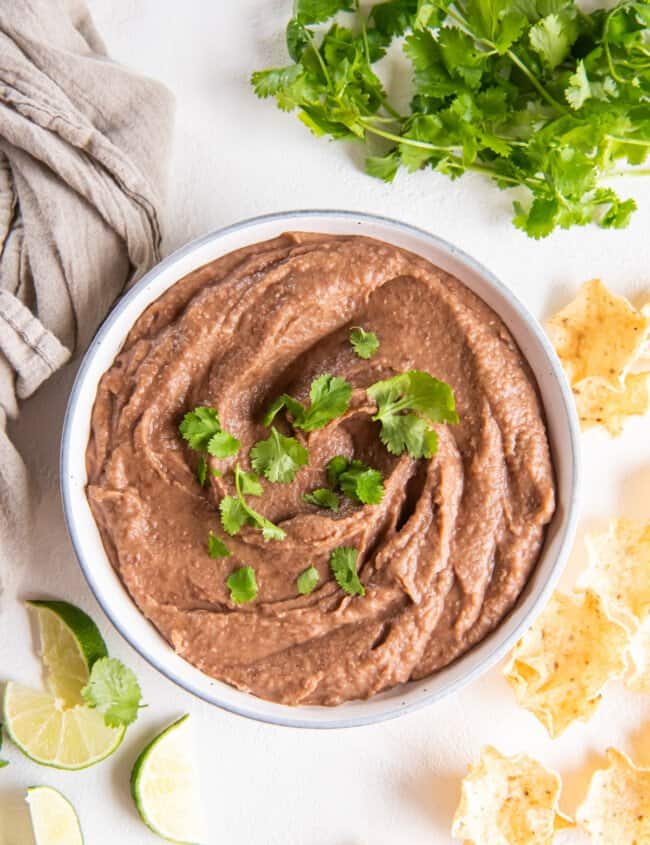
[1,2,650,843]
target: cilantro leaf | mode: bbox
[367,370,458,458]
[226,566,258,604]
[339,462,385,505]
[297,565,320,595]
[250,427,309,483]
[264,374,352,431]
[81,657,142,728]
[220,496,249,536]
[207,531,231,558]
[350,327,380,359]
[326,455,350,487]
[196,456,208,487]
[529,13,573,70]
[565,60,591,110]
[207,431,241,459]
[303,487,341,510]
[219,465,286,541]
[179,407,221,451]
[325,455,385,504]
[294,0,354,25]
[329,547,365,596]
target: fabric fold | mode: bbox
[0,0,174,583]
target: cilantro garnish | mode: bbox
[264,374,352,431]
[207,531,231,558]
[219,464,286,541]
[81,657,143,728]
[297,565,320,595]
[250,426,309,483]
[329,547,365,596]
[367,370,458,458]
[180,406,240,484]
[339,460,385,505]
[326,455,349,487]
[350,327,379,360]
[226,565,258,604]
[303,487,341,511]
[252,1,650,236]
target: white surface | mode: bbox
[1,1,649,842]
[60,211,579,729]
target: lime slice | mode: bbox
[2,600,124,769]
[27,786,84,845]
[27,600,108,706]
[131,715,205,844]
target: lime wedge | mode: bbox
[131,715,205,844]
[2,601,124,769]
[27,786,84,845]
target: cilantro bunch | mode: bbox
[252,0,650,237]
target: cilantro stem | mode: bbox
[605,168,650,178]
[305,27,332,88]
[360,118,542,187]
[606,135,650,148]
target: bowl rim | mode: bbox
[60,209,581,729]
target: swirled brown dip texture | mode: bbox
[86,233,555,706]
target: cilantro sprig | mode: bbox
[297,565,320,594]
[303,487,341,510]
[208,531,231,558]
[350,326,380,359]
[327,455,385,504]
[226,565,258,604]
[81,657,143,728]
[264,374,352,431]
[179,406,240,485]
[367,370,458,458]
[220,464,286,541]
[253,0,650,236]
[329,546,365,596]
[250,426,309,483]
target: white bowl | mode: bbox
[61,210,580,729]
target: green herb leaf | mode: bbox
[367,370,457,458]
[81,657,142,728]
[265,374,352,431]
[565,60,591,110]
[529,13,573,70]
[303,487,341,510]
[207,430,241,459]
[339,463,385,505]
[250,427,309,483]
[294,0,355,25]
[350,327,380,359]
[329,547,365,596]
[179,407,221,451]
[226,566,258,604]
[196,456,208,487]
[207,531,231,558]
[219,465,286,541]
[326,455,349,487]
[220,495,249,536]
[297,565,320,594]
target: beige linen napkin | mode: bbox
[0,0,174,572]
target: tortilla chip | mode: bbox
[573,373,650,436]
[626,620,650,693]
[503,591,630,737]
[576,748,650,843]
[546,279,649,389]
[579,519,650,629]
[451,746,571,844]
